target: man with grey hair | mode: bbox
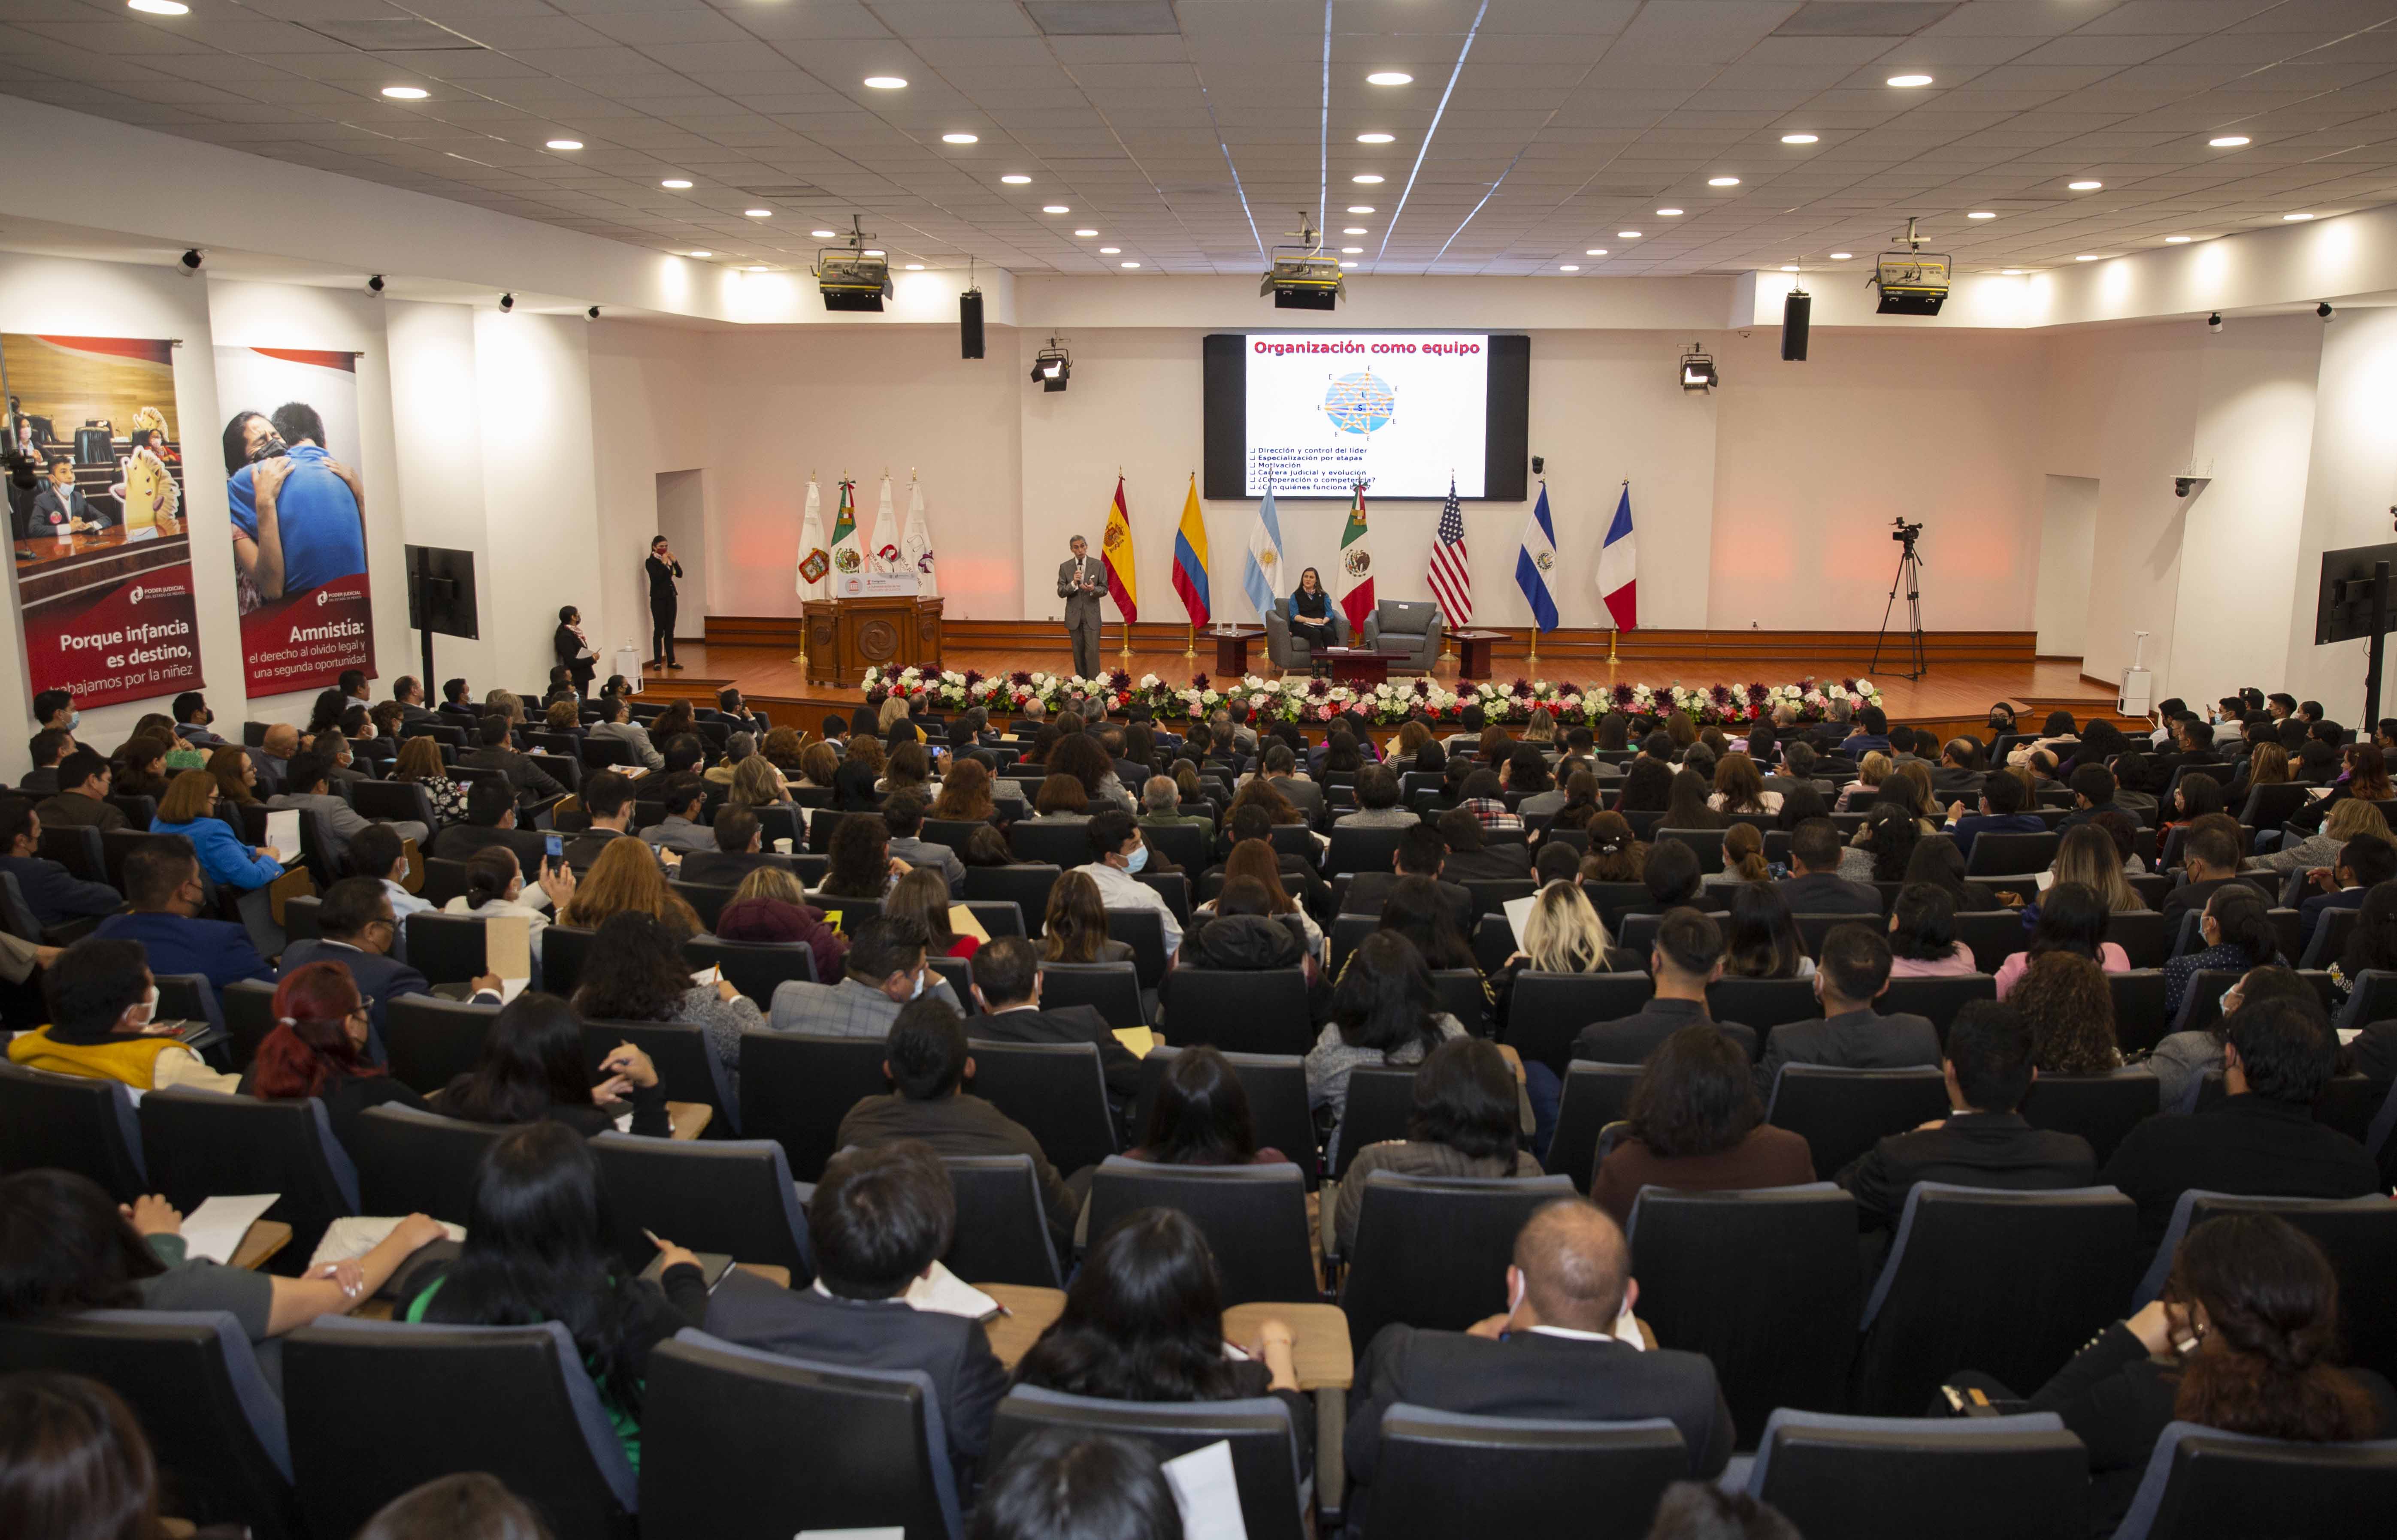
[1138,774,1208,833]
[1342,1199,1733,1525]
[708,731,754,787]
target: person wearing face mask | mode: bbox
[243,961,433,1153]
[5,936,240,1092]
[29,688,79,752]
[764,913,961,1038]
[553,603,598,698]
[90,840,274,992]
[1069,807,1182,960]
[222,403,366,608]
[170,689,226,749]
[349,822,433,925]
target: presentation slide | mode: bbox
[1243,332,1489,499]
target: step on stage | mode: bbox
[632,618,2131,740]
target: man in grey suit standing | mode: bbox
[1058,533,1103,679]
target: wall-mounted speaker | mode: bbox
[1781,289,1811,362]
[960,289,985,359]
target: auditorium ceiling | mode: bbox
[6,0,2397,279]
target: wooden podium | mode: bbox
[803,595,944,687]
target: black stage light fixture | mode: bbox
[1871,217,1949,316]
[1782,284,1812,361]
[1261,211,1344,310]
[1679,342,1717,392]
[1030,336,1071,392]
[816,214,892,312]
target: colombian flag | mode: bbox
[1171,474,1210,626]
[1102,475,1138,622]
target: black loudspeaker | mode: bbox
[960,289,985,359]
[1781,290,1812,362]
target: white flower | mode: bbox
[1139,673,1160,689]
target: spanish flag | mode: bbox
[1102,474,1138,622]
[1171,474,1210,627]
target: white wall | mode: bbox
[2034,476,2098,658]
[2285,305,2397,722]
[382,300,496,694]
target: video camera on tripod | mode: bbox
[1873,518,1928,679]
[1891,517,1925,551]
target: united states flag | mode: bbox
[1428,476,1471,625]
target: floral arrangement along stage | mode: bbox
[858,664,1882,728]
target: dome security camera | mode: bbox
[586,305,600,320]
[367,274,385,294]
[499,292,515,313]
[2207,312,2223,333]
[2318,301,2334,320]
[179,249,202,270]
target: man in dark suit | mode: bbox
[1838,1001,2096,1235]
[1572,908,1756,1066]
[430,778,551,867]
[678,804,778,888]
[391,675,438,725]
[1940,762,2043,864]
[2159,819,2250,937]
[1435,806,1534,885]
[2297,836,2391,957]
[1777,818,1880,915]
[1058,534,1104,680]
[1930,737,1987,800]
[965,937,1142,1109]
[1259,742,1327,825]
[1754,923,1941,1096]
[2102,995,2382,1247]
[562,770,642,871]
[1343,824,1472,931]
[1345,1198,1734,1530]
[90,840,272,991]
[2055,764,2121,832]
[24,456,110,540]
[702,1141,1006,1492]
[34,749,125,833]
[461,713,564,814]
[18,729,70,797]
[280,876,500,1057]
[0,799,121,931]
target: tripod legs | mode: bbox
[1870,549,1928,680]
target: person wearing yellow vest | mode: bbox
[5,936,240,1094]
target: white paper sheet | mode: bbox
[310,1215,466,1267]
[182,1193,280,1265]
[690,965,722,987]
[264,809,302,864]
[1162,1440,1248,1540]
[1502,894,1536,949]
[904,1260,1000,1320]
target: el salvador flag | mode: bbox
[1514,483,1560,632]
[1243,486,1284,623]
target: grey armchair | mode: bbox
[1264,597,1348,673]
[1362,600,1444,673]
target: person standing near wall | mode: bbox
[645,534,683,670]
[1059,533,1102,680]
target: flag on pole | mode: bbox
[1598,481,1638,630]
[828,476,863,578]
[1427,473,1471,626]
[1102,474,1138,622]
[1243,484,1284,622]
[1171,474,1211,626]
[796,477,830,599]
[901,473,938,597]
[1514,482,1560,633]
[1336,480,1375,636]
[868,474,900,574]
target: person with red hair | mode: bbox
[242,961,430,1152]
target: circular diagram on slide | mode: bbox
[1320,370,1396,436]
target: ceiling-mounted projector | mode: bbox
[816,214,892,311]
[1871,216,1950,315]
[1261,212,1344,310]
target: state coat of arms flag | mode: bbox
[797,477,830,598]
[1243,484,1284,623]
[869,474,901,573]
[1336,480,1374,635]
[1514,481,1560,633]
[1427,474,1471,626]
[828,477,863,575]
[1102,474,1138,622]
[1598,481,1638,630]
[901,474,938,597]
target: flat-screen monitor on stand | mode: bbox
[2313,542,2397,731]
[404,544,478,696]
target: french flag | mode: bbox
[1598,482,1637,630]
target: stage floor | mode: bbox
[639,641,2125,734]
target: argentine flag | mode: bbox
[1243,486,1285,623]
[1514,483,1560,632]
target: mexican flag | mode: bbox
[1335,480,1374,635]
[827,477,863,579]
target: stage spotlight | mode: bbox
[1030,336,1071,392]
[1261,213,1344,309]
[499,292,514,312]
[815,216,892,311]
[2208,312,2223,333]
[1872,217,1949,315]
[180,249,202,270]
[587,305,600,320]
[367,274,385,294]
[1679,343,1717,392]
[2318,301,2334,320]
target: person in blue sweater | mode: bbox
[0,799,121,931]
[149,770,283,892]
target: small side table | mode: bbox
[1451,628,1505,679]
[1320,647,1407,688]
[1208,625,1264,675]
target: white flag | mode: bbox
[868,474,900,574]
[1244,486,1284,623]
[901,474,938,597]
[796,477,829,601]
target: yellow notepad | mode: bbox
[1112,1027,1157,1057]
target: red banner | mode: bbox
[18,550,202,704]
[239,571,374,695]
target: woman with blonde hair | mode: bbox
[725,754,791,810]
[1517,880,1627,973]
[1708,751,1780,815]
[543,698,584,736]
[391,734,467,827]
[2049,823,2147,913]
[876,693,920,741]
[2257,795,2394,875]
[930,757,1000,822]
[1522,707,1556,746]
[1041,870,1133,964]
[1837,749,1892,812]
[558,836,702,938]
[1888,760,1938,827]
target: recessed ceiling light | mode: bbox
[1074,228,1097,237]
[744,208,771,218]
[1343,227,1367,235]
[746,265,768,272]
[1001,174,1031,184]
[1780,133,1819,144]
[1967,211,1996,220]
[811,229,836,238]
[863,76,907,89]
[1356,133,1395,144]
[1781,264,1799,272]
[1708,177,1740,187]
[2165,235,2191,244]
[1887,74,1933,88]
[1099,247,1120,254]
[1042,205,1068,214]
[2002,269,2024,275]
[1340,246,1362,254]
[1120,261,1140,269]
[1559,264,1579,272]
[2284,211,2315,220]
[661,178,692,189]
[863,249,883,257]
[381,85,428,100]
[905,263,924,270]
[2076,254,2100,261]
[1830,251,1852,260]
[1367,72,1413,85]
[2209,136,2250,148]
[687,250,712,258]
[1585,248,1608,257]
[545,139,582,151]
[128,0,188,13]
[2068,180,2102,191]
[1352,174,1384,184]
[1347,205,1374,213]
[1657,207,1683,216]
[941,133,978,144]
[1340,260,1358,268]
[1618,230,1642,239]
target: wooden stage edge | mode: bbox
[644,619,2133,740]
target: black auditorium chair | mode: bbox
[138,1088,357,1268]
[736,1032,890,1183]
[349,1103,514,1225]
[590,1133,812,1281]
[1339,1172,1576,1354]
[1767,1065,1951,1177]
[1361,1409,1687,1540]
[1084,1158,1315,1307]
[989,1386,1308,1540]
[1159,967,1315,1055]
[942,1154,1065,1288]
[2108,1420,2397,1540]
[1330,1064,1418,1181]
[1746,1408,2092,1540]
[0,1061,147,1200]
[965,1039,1118,1177]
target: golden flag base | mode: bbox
[1184,623,1197,660]
[1118,622,1134,662]
[1609,628,1620,666]
[1527,630,1539,668]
